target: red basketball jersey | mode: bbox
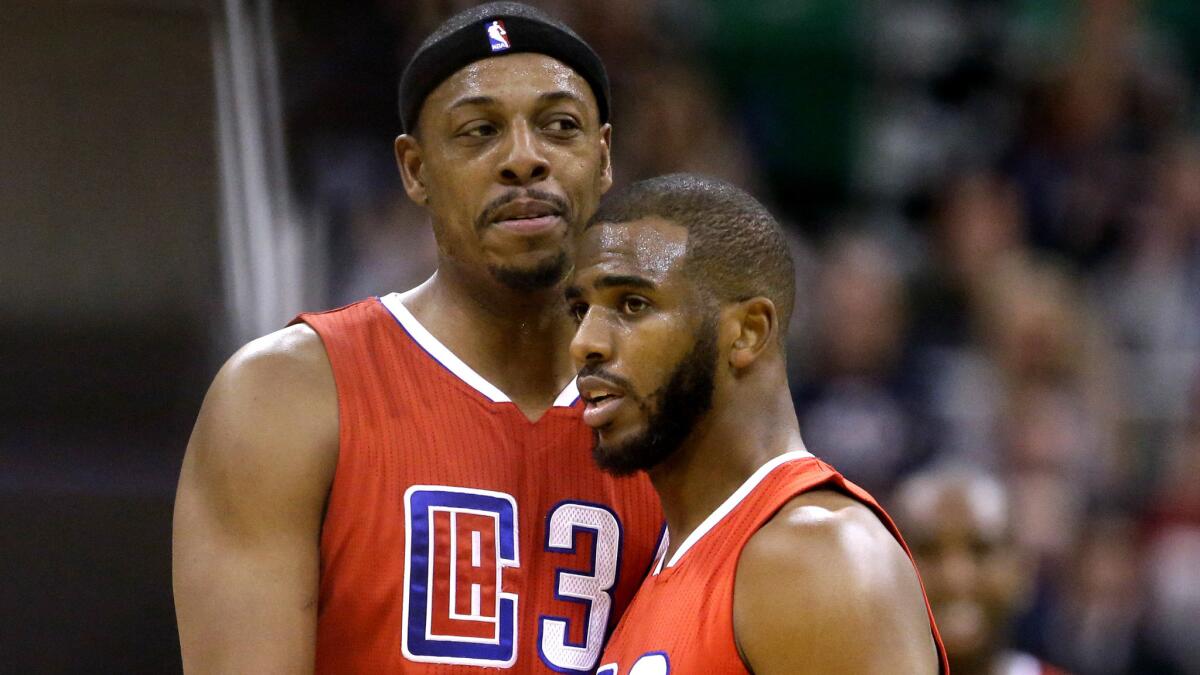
[297,292,664,673]
[598,451,949,675]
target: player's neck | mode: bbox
[649,383,803,562]
[403,271,577,419]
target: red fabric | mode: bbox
[598,456,949,675]
[298,298,663,673]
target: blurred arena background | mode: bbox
[2,0,1198,672]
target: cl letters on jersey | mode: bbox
[402,486,624,671]
[403,486,519,667]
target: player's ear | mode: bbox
[395,134,428,205]
[726,297,777,369]
[598,123,613,195]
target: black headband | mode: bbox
[398,2,610,134]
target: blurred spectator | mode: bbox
[1043,514,1144,675]
[908,169,1028,470]
[979,258,1122,563]
[1092,136,1200,447]
[794,231,924,494]
[699,0,866,223]
[612,60,764,194]
[894,468,1068,675]
[332,188,438,304]
[1139,382,1200,673]
[1005,0,1197,272]
[1146,381,1200,531]
[1141,525,1200,674]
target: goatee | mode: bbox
[490,250,570,291]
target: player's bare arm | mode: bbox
[733,490,940,674]
[173,325,338,674]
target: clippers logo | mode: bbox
[403,486,519,667]
[486,20,511,52]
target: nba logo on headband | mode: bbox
[486,20,510,52]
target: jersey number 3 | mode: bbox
[402,486,622,671]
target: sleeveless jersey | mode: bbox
[598,451,949,675]
[297,292,664,674]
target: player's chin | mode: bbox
[488,250,570,291]
[590,445,643,477]
[590,427,649,477]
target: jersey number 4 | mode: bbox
[402,486,622,671]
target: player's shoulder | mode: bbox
[176,324,338,566]
[739,488,915,604]
[223,322,331,387]
[759,490,896,556]
[190,324,338,480]
[733,489,937,672]
[213,322,336,437]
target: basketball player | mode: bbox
[565,174,949,674]
[895,469,1068,675]
[173,4,662,672]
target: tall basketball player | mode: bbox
[173,4,662,672]
[565,174,949,674]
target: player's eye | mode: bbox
[621,296,649,315]
[569,301,589,323]
[544,117,581,136]
[459,121,498,139]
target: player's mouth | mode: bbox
[577,375,627,428]
[488,199,564,235]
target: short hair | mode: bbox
[589,173,795,333]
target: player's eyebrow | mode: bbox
[538,90,585,106]
[564,275,656,302]
[449,91,583,112]
[448,95,497,110]
[594,275,656,291]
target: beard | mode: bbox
[591,317,719,476]
[489,249,570,291]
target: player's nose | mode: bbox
[497,121,549,186]
[570,308,613,368]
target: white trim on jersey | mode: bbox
[380,290,579,407]
[651,527,670,576]
[552,378,581,407]
[663,446,813,570]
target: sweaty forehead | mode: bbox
[579,218,689,279]
[425,52,594,111]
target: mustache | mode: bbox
[475,189,571,232]
[576,363,636,396]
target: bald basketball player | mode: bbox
[895,469,1067,675]
[173,4,662,672]
[565,174,948,674]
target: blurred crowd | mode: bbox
[276,1,1200,673]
